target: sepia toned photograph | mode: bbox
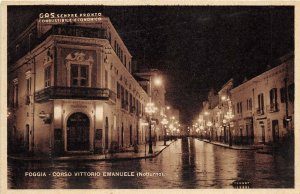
[6,5,294,189]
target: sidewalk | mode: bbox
[8,140,176,162]
[198,139,258,150]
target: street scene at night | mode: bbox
[6,5,294,190]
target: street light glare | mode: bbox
[154,77,162,86]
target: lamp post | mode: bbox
[207,121,213,142]
[145,102,157,154]
[145,73,162,154]
[225,111,234,146]
[161,118,168,146]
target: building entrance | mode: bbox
[67,112,90,151]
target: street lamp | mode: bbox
[145,102,157,154]
[224,111,234,146]
[207,121,213,141]
[161,118,168,146]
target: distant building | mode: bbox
[7,15,156,155]
[135,69,166,141]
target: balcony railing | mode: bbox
[256,108,264,115]
[267,103,279,113]
[34,86,116,103]
[130,106,136,114]
[46,25,107,40]
[121,100,129,111]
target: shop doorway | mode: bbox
[67,112,90,151]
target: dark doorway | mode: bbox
[121,123,124,147]
[136,123,139,144]
[67,112,90,151]
[105,117,109,149]
[261,125,265,144]
[272,120,280,144]
[130,125,132,145]
[25,124,30,152]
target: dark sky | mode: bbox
[8,6,294,125]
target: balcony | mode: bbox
[34,86,116,103]
[121,100,129,111]
[267,103,279,113]
[130,106,136,114]
[256,108,264,116]
[43,25,107,40]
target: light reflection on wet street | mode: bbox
[8,138,294,189]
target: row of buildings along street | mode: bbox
[192,53,294,154]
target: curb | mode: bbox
[198,139,258,150]
[8,141,176,162]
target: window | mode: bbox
[26,77,31,95]
[269,88,278,111]
[258,93,264,114]
[12,79,18,108]
[120,85,124,103]
[280,87,286,103]
[108,32,111,44]
[44,66,51,88]
[105,70,108,88]
[288,83,294,102]
[125,90,128,106]
[117,82,120,98]
[129,93,132,107]
[269,88,278,105]
[71,64,88,87]
[237,102,242,114]
[249,98,252,110]
[240,102,242,113]
[124,55,127,67]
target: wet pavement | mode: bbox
[7,137,294,189]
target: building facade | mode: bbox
[198,54,294,146]
[135,69,166,141]
[231,55,294,145]
[7,15,154,155]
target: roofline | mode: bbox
[231,56,293,92]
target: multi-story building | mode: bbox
[198,89,219,140]
[199,53,294,147]
[217,78,235,144]
[135,69,166,141]
[231,54,294,145]
[7,14,153,156]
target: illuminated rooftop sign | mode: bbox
[38,12,103,24]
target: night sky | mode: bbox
[8,6,294,125]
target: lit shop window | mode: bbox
[44,66,51,88]
[71,64,89,87]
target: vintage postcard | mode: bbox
[1,1,299,193]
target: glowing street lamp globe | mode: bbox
[145,102,157,115]
[207,121,213,127]
[161,118,168,125]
